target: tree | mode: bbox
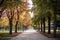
[32,0,49,32]
[0,0,21,34]
[32,0,60,37]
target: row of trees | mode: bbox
[0,0,28,34]
[32,0,60,37]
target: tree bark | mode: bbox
[53,8,57,37]
[43,18,45,33]
[15,9,19,33]
[53,12,57,37]
[15,21,18,33]
[48,16,51,34]
[9,19,12,34]
[37,22,40,31]
[53,0,57,37]
[41,19,42,32]
[9,9,14,34]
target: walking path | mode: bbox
[11,29,59,40]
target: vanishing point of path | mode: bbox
[11,29,59,40]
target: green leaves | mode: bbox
[32,0,53,25]
[1,0,21,8]
[32,0,60,26]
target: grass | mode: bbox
[0,30,23,37]
[0,30,23,33]
[45,30,60,33]
[0,38,10,40]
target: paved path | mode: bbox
[11,29,59,40]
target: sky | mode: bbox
[27,0,34,18]
[27,0,33,9]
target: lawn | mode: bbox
[0,30,23,34]
[0,30,23,37]
[0,38,10,40]
[45,30,60,33]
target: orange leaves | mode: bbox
[19,10,30,26]
[21,0,27,2]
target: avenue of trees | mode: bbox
[32,0,60,37]
[0,0,60,37]
[0,0,28,34]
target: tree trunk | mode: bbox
[15,10,19,33]
[43,18,45,33]
[9,19,12,34]
[15,21,18,33]
[37,22,40,31]
[53,9,57,37]
[41,19,42,32]
[38,22,40,31]
[48,16,51,34]
[53,0,57,37]
[53,12,57,37]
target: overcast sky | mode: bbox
[27,0,34,18]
